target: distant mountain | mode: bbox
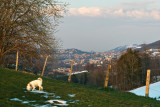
[139,40,160,51]
[59,40,160,54]
[108,40,160,52]
[108,44,139,52]
[59,48,94,55]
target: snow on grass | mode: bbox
[10,98,32,104]
[55,96,61,99]
[22,101,29,104]
[10,89,79,106]
[30,90,55,98]
[47,99,68,106]
[68,94,76,97]
[129,81,160,100]
[10,98,22,102]
[32,104,54,107]
[69,99,79,104]
[30,90,50,94]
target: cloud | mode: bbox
[69,7,101,17]
[68,7,160,20]
[67,0,160,20]
[151,11,160,20]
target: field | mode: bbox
[0,68,160,107]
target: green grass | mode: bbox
[0,68,160,107]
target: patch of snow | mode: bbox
[30,90,58,100]
[10,98,22,102]
[22,101,29,104]
[68,94,76,97]
[43,95,49,98]
[129,81,160,100]
[152,52,160,56]
[48,93,55,95]
[10,98,37,104]
[47,99,68,106]
[31,90,49,94]
[29,100,36,103]
[47,100,54,104]
[69,100,79,104]
[30,90,55,98]
[56,96,61,99]
[32,104,52,107]
[136,46,141,49]
[81,70,88,73]
[22,89,79,106]
[67,70,88,75]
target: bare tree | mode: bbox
[116,49,142,91]
[0,0,66,67]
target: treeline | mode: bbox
[98,48,160,91]
[110,49,147,91]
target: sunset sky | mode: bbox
[56,0,160,52]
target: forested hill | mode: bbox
[140,40,160,50]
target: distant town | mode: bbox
[50,44,160,75]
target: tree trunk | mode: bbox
[0,54,2,67]
[0,53,4,68]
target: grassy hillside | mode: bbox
[0,68,160,107]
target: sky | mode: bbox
[55,0,160,52]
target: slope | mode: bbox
[0,68,160,107]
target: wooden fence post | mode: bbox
[68,59,74,82]
[145,69,151,97]
[41,55,49,76]
[104,64,111,88]
[15,51,19,71]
